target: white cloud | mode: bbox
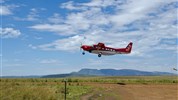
[30,0,177,56]
[60,1,87,11]
[36,35,84,51]
[80,0,122,8]
[29,8,109,36]
[110,0,175,27]
[48,13,63,24]
[0,27,21,38]
[0,4,19,16]
[29,24,75,36]
[60,0,120,10]
[0,6,12,15]
[25,8,39,21]
[14,8,46,21]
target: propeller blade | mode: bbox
[80,42,83,51]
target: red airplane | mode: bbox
[81,42,133,57]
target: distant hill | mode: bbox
[41,73,96,78]
[2,75,41,78]
[42,68,175,78]
[2,69,175,78]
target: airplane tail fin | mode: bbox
[125,42,133,53]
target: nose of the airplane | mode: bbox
[81,45,90,50]
[81,45,86,49]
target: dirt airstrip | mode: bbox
[81,83,178,100]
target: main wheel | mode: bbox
[82,52,85,55]
[98,54,101,57]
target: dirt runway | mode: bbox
[81,83,178,100]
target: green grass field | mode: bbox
[0,78,92,100]
[0,76,177,100]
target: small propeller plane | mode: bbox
[81,42,133,57]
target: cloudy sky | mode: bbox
[0,0,177,76]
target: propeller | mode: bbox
[80,36,87,55]
[80,42,85,55]
[80,42,82,51]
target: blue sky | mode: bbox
[0,0,177,76]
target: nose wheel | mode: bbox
[82,52,85,55]
[98,54,101,57]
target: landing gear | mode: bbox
[82,52,85,55]
[89,50,92,53]
[98,54,101,57]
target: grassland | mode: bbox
[0,78,92,100]
[0,76,177,100]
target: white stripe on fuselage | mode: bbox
[90,50,128,55]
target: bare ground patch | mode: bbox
[81,83,178,100]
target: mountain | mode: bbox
[42,68,175,78]
[41,73,96,78]
[3,69,175,78]
[77,69,174,76]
